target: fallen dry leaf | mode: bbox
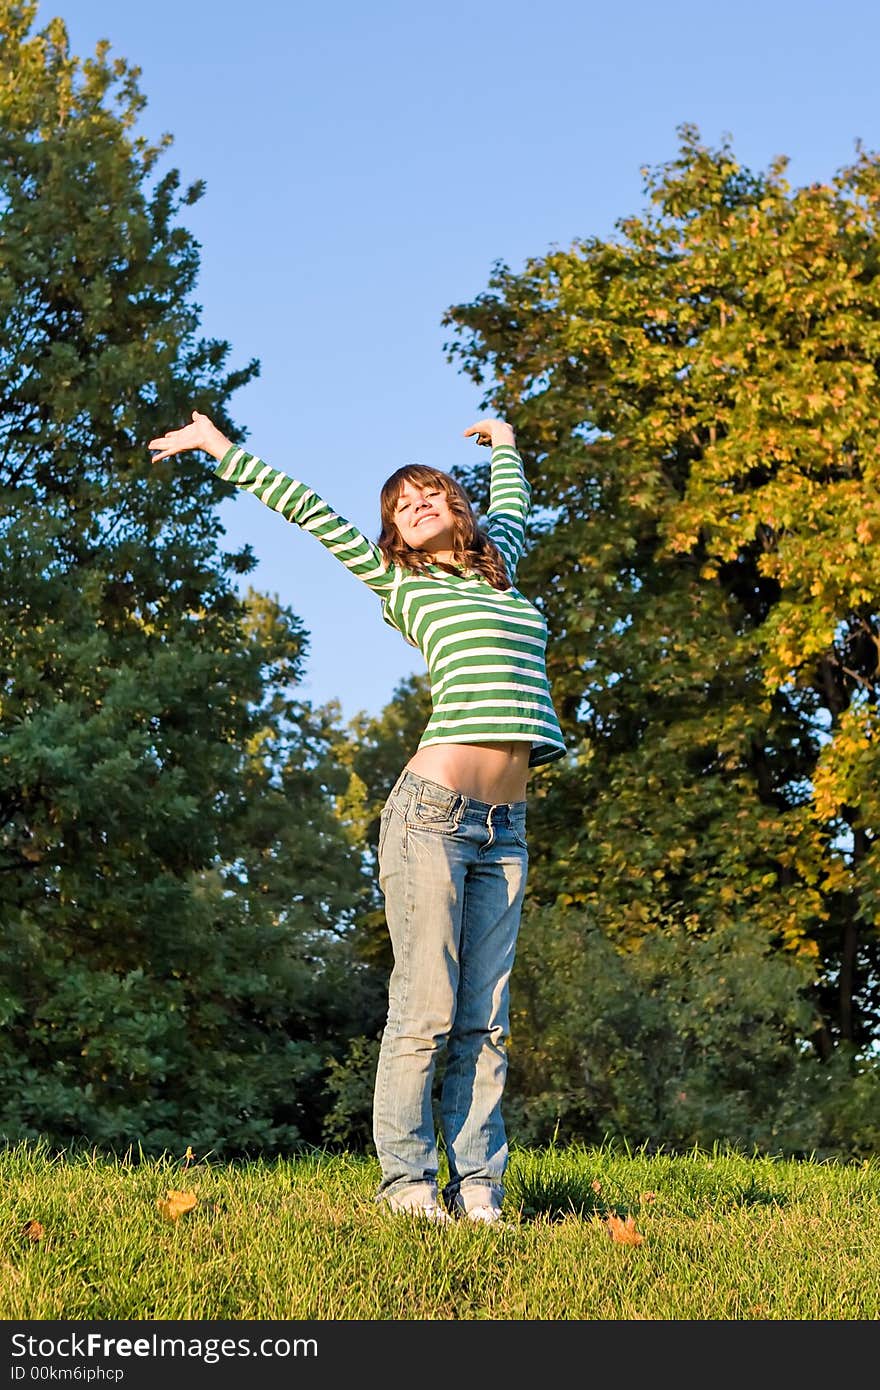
[22,1220,44,1242]
[156,1189,198,1221]
[640,1191,657,1204]
[605,1213,644,1246]
[591,1179,602,1194]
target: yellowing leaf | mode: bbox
[605,1213,644,1246]
[156,1189,198,1221]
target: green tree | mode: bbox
[442,125,880,1151]
[0,4,370,1155]
[505,908,832,1154]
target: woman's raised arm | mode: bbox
[463,418,531,578]
[149,412,397,598]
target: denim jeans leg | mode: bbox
[440,835,528,1212]
[372,798,468,1208]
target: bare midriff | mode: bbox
[405,740,532,804]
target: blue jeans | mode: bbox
[372,769,529,1213]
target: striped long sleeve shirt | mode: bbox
[215,443,566,767]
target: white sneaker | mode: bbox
[455,1201,506,1225]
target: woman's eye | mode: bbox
[399,489,440,515]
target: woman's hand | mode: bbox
[148,411,233,464]
[463,418,516,448]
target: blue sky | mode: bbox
[62,0,880,722]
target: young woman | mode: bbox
[148,411,566,1224]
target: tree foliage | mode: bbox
[0,4,371,1155]
[441,125,880,1148]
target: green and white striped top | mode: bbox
[215,443,566,767]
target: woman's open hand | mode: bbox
[148,411,233,464]
[463,419,516,448]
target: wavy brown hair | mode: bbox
[377,464,510,590]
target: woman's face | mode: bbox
[393,478,456,553]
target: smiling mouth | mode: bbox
[415,513,438,526]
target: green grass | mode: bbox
[2,1138,879,1320]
